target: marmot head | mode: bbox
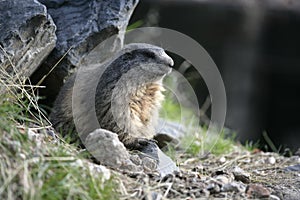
[121,43,174,79]
[99,43,173,88]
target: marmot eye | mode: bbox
[145,51,156,59]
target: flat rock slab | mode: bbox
[0,0,56,93]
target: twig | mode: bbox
[36,47,72,87]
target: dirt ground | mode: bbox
[116,149,300,199]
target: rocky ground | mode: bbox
[115,148,300,199]
[26,127,300,200]
[1,119,299,200]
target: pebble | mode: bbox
[289,156,300,163]
[19,153,26,159]
[284,164,300,172]
[207,183,220,194]
[46,129,56,138]
[219,156,226,163]
[269,194,281,200]
[88,163,111,181]
[268,157,276,164]
[246,184,270,198]
[222,182,245,193]
[232,166,250,183]
[202,189,210,197]
[240,158,251,163]
[215,175,230,184]
[74,159,84,167]
[120,159,143,172]
[147,192,162,200]
[142,156,158,172]
[130,154,142,165]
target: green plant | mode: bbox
[244,140,260,151]
[127,20,143,31]
[180,128,236,156]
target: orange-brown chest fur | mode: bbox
[129,82,164,127]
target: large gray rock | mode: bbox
[85,128,142,173]
[0,0,56,93]
[31,0,139,105]
[85,128,178,176]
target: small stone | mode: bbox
[194,191,201,198]
[46,129,56,138]
[232,166,250,183]
[269,194,281,200]
[285,164,300,172]
[246,184,270,198]
[289,156,300,163]
[74,159,84,167]
[87,163,111,181]
[202,189,210,197]
[219,156,226,163]
[215,175,229,184]
[148,192,162,200]
[130,154,142,166]
[268,157,276,164]
[207,183,220,194]
[19,153,26,159]
[142,156,158,172]
[240,158,251,163]
[214,192,227,198]
[119,159,142,172]
[222,182,246,193]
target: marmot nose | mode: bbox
[160,51,174,67]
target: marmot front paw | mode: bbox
[123,137,156,151]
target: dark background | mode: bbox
[130,0,300,152]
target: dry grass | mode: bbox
[0,46,118,200]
